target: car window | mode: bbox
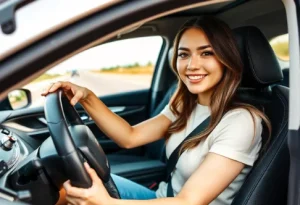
[23,36,163,108]
[269,33,289,69]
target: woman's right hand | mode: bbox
[41,81,91,106]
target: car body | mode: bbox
[0,0,299,204]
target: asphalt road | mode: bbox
[24,70,152,108]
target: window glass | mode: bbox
[23,36,163,108]
[269,34,289,69]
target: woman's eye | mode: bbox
[178,53,188,58]
[202,51,214,56]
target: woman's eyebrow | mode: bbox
[178,45,211,51]
[197,45,211,50]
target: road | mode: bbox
[24,71,152,108]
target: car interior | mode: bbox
[0,0,294,204]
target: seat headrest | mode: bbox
[168,26,283,88]
[233,26,283,88]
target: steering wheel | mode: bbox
[44,89,120,199]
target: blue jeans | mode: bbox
[111,174,157,200]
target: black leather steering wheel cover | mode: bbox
[44,89,92,188]
[44,90,120,199]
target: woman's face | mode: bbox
[177,28,224,101]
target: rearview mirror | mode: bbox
[8,89,31,110]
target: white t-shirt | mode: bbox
[155,103,262,205]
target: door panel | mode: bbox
[77,89,150,154]
[1,89,150,155]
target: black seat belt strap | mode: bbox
[166,116,210,197]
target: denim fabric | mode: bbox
[111,174,157,200]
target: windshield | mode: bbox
[0,0,115,60]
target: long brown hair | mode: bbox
[166,16,271,154]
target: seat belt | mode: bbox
[166,116,211,197]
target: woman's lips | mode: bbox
[186,74,207,83]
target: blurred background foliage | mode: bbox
[270,34,289,61]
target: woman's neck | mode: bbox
[197,91,212,106]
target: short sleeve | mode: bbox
[160,104,177,122]
[209,109,262,166]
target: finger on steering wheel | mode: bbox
[49,81,63,92]
[42,81,62,96]
[70,90,83,106]
[41,82,55,96]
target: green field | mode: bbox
[94,62,155,75]
[32,73,62,82]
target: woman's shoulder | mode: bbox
[209,107,263,166]
[213,107,263,135]
[222,108,261,124]
[211,107,263,151]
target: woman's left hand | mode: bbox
[63,163,113,205]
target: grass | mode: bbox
[94,65,154,75]
[32,73,62,83]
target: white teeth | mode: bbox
[187,75,206,80]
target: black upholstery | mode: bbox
[233,26,283,88]
[230,27,289,205]
[232,86,289,205]
[280,68,289,87]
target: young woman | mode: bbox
[42,16,271,205]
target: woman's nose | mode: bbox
[187,55,200,70]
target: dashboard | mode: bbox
[0,128,26,178]
[0,126,32,204]
[0,120,63,205]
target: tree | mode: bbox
[146,61,153,66]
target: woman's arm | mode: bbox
[64,154,245,205]
[112,153,244,205]
[42,81,172,149]
[81,90,171,149]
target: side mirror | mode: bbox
[7,89,31,110]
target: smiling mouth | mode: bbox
[186,74,207,83]
[187,75,206,80]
